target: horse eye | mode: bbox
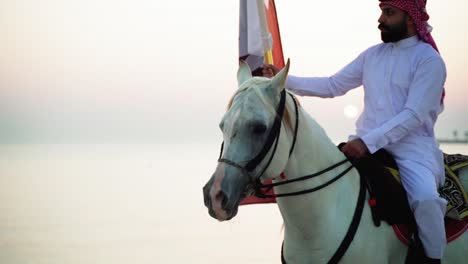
[251,123,267,134]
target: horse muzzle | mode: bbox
[203,163,251,221]
[203,182,238,221]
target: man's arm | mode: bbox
[360,56,446,154]
[285,51,367,98]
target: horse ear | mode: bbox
[271,58,290,93]
[237,60,253,87]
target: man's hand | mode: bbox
[341,138,370,160]
[262,64,280,78]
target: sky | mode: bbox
[0,0,467,144]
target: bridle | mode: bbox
[216,88,366,264]
[218,89,292,195]
[217,89,354,199]
[217,89,354,197]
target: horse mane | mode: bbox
[226,77,298,133]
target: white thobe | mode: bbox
[286,35,448,258]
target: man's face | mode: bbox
[378,5,409,43]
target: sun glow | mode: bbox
[343,104,359,119]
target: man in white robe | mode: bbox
[263,1,446,262]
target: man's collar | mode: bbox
[391,35,419,49]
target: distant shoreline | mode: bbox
[438,139,468,144]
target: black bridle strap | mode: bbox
[328,172,366,263]
[245,89,287,172]
[260,159,349,189]
[218,142,224,161]
[256,124,282,179]
[256,164,354,198]
[217,157,249,178]
[281,172,366,264]
[253,93,299,179]
[288,94,299,157]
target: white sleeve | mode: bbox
[285,51,366,98]
[361,57,446,153]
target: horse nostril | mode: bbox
[216,191,229,210]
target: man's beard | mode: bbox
[379,19,408,43]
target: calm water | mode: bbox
[0,143,466,264]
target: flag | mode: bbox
[264,0,284,69]
[239,0,284,76]
[239,0,284,205]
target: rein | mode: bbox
[255,159,353,198]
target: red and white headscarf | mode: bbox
[379,0,439,53]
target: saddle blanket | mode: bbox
[393,217,468,245]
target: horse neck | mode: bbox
[276,108,361,258]
[283,109,350,183]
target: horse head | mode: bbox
[203,60,291,221]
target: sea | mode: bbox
[0,143,466,264]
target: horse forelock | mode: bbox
[225,77,297,133]
[227,78,269,109]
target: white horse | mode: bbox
[203,60,468,263]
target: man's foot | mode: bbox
[405,233,441,264]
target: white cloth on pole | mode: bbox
[239,0,272,70]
